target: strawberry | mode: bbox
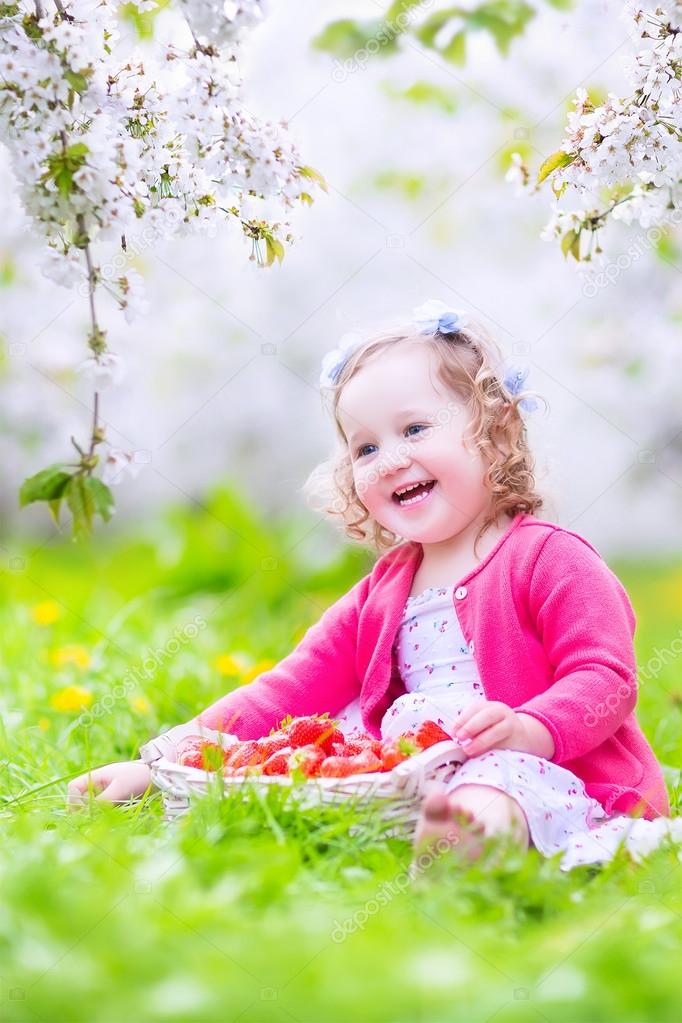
[225,740,264,770]
[287,715,342,754]
[319,756,357,778]
[288,744,326,778]
[329,742,353,757]
[413,720,453,750]
[255,733,290,761]
[177,737,225,771]
[380,735,418,771]
[262,747,292,776]
[339,739,365,756]
[356,737,383,757]
[349,749,383,774]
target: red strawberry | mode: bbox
[349,749,383,774]
[319,756,357,778]
[329,742,353,757]
[256,733,290,761]
[340,739,365,756]
[356,737,383,757]
[380,735,418,771]
[288,744,326,778]
[413,720,453,750]
[287,715,342,754]
[320,728,345,754]
[262,747,293,776]
[225,740,264,770]
[177,737,224,771]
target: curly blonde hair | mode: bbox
[302,317,546,558]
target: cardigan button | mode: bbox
[455,586,468,599]
[468,639,475,654]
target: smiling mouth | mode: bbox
[392,480,436,505]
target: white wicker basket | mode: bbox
[150,740,467,836]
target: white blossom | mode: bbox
[101,448,145,485]
[0,0,320,508]
[515,1,682,262]
[77,353,126,389]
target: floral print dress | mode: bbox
[338,585,681,870]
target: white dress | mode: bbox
[336,584,682,870]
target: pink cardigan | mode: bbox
[197,512,669,820]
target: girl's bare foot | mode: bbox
[412,789,487,867]
[411,784,529,874]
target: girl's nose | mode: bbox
[378,442,412,477]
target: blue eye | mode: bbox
[406,423,433,439]
[355,424,428,459]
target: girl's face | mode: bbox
[337,342,493,545]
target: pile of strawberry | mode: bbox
[176,714,453,779]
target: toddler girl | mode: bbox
[69,299,677,869]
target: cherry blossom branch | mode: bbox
[507,1,682,263]
[2,0,325,536]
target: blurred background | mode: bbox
[1,0,681,566]
[1,7,682,1017]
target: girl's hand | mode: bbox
[453,701,555,760]
[67,760,155,809]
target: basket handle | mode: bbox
[391,741,466,797]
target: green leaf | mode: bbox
[264,235,285,267]
[64,70,90,95]
[88,478,115,523]
[19,465,71,508]
[386,0,425,20]
[0,255,15,287]
[560,229,581,261]
[384,80,458,114]
[655,231,680,265]
[66,476,95,540]
[465,1,535,55]
[414,8,461,48]
[65,142,89,160]
[312,19,392,59]
[442,29,466,65]
[373,169,428,201]
[120,0,169,39]
[298,164,328,193]
[537,149,576,184]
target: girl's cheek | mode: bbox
[355,472,381,510]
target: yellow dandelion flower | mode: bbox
[50,645,91,670]
[131,696,151,714]
[241,659,276,684]
[31,601,62,626]
[214,652,249,676]
[50,685,93,712]
[37,717,50,732]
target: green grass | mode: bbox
[1,486,681,1022]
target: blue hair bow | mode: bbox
[502,365,538,412]
[412,299,468,336]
